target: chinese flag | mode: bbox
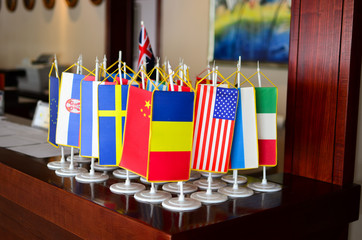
[119,86,152,177]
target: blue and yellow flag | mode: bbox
[98,84,129,166]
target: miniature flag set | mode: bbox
[46,23,280,211]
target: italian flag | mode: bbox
[255,87,277,166]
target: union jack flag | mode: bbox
[138,24,155,74]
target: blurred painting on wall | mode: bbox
[210,0,291,63]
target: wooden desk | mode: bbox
[0,147,360,240]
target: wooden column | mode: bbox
[105,0,134,66]
[285,0,362,185]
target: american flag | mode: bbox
[191,85,238,173]
[138,24,155,72]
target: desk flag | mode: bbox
[120,86,152,177]
[192,85,238,173]
[56,72,94,147]
[230,87,259,169]
[98,84,129,166]
[80,80,106,158]
[255,87,277,166]
[147,91,194,182]
[146,79,168,92]
[47,76,59,147]
[138,24,155,74]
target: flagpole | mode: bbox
[168,61,175,91]
[123,62,127,84]
[155,57,160,86]
[234,57,242,189]
[257,61,268,185]
[54,54,65,165]
[118,51,122,82]
[103,54,107,78]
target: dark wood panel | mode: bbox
[0,196,82,240]
[285,0,362,185]
[284,0,301,173]
[106,0,134,67]
[292,0,342,182]
[333,0,362,185]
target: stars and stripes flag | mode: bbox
[138,24,155,73]
[255,87,278,166]
[56,72,94,147]
[47,76,59,147]
[191,85,238,173]
[230,87,259,169]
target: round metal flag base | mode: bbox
[140,177,167,185]
[75,172,109,183]
[221,174,248,184]
[218,186,254,198]
[110,182,145,195]
[113,169,140,179]
[190,191,228,204]
[134,190,172,204]
[189,171,201,181]
[67,155,91,163]
[47,161,70,170]
[193,179,227,190]
[162,197,201,211]
[200,172,226,178]
[162,182,198,194]
[247,181,282,192]
[55,167,87,177]
[94,162,118,172]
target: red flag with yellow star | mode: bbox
[119,86,152,177]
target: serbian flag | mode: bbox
[56,73,94,147]
[147,91,194,182]
[120,86,152,177]
[146,79,168,92]
[255,87,277,166]
[47,76,59,147]
[230,87,259,169]
[98,84,129,166]
[191,85,238,173]
[138,24,155,74]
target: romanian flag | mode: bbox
[230,87,259,169]
[120,86,152,177]
[47,76,59,147]
[147,91,194,182]
[56,73,94,147]
[255,87,277,166]
[191,85,238,173]
[98,84,128,165]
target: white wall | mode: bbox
[0,1,105,70]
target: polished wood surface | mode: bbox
[285,0,362,185]
[0,147,360,240]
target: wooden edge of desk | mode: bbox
[0,162,170,240]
